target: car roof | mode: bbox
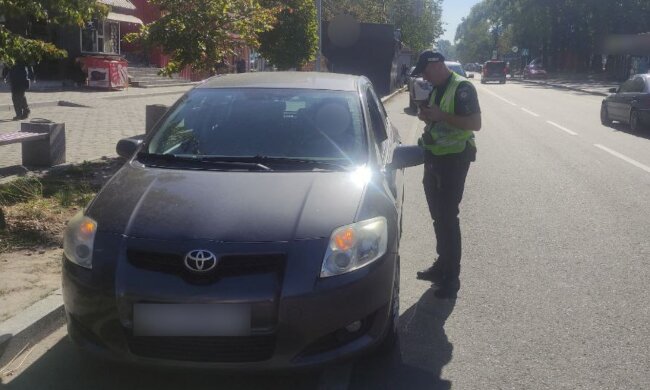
[445,61,462,66]
[197,72,362,91]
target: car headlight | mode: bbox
[320,217,388,278]
[63,212,97,269]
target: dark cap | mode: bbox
[411,51,445,76]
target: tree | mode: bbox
[436,39,457,60]
[258,0,318,70]
[0,0,106,65]
[126,0,278,76]
[323,0,444,54]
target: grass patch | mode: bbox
[0,158,124,253]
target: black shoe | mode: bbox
[434,279,460,299]
[21,110,30,119]
[12,116,21,121]
[416,264,444,283]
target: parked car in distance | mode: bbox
[601,74,650,131]
[481,60,507,84]
[446,61,474,79]
[523,58,548,79]
[62,72,426,370]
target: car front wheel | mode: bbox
[601,105,612,126]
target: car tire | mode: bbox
[377,257,400,352]
[630,109,642,132]
[600,105,612,126]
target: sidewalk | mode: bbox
[0,85,194,170]
[509,73,620,96]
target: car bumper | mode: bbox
[62,236,397,370]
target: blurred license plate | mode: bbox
[133,304,251,337]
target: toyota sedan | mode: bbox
[62,72,423,369]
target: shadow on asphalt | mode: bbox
[349,287,456,390]
[2,288,456,389]
[514,81,606,97]
[605,122,650,140]
[1,335,321,389]
[404,107,418,116]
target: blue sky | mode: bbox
[441,0,482,43]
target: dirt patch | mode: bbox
[0,157,124,322]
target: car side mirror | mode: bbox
[116,135,145,159]
[609,88,618,93]
[388,145,424,170]
[467,73,475,79]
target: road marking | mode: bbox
[521,108,540,117]
[594,144,650,174]
[480,88,517,106]
[547,121,578,136]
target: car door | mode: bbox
[623,77,647,122]
[610,79,635,121]
[364,85,403,213]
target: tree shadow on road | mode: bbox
[349,287,456,389]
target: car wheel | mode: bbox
[378,257,400,352]
[600,105,612,126]
[630,110,641,132]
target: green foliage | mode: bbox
[436,39,457,60]
[0,0,107,65]
[125,0,279,77]
[455,0,650,72]
[258,0,318,70]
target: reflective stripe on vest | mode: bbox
[422,73,475,156]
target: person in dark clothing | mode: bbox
[410,51,482,299]
[2,62,35,120]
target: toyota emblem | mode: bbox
[184,250,218,272]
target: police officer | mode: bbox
[411,51,482,299]
[2,61,35,120]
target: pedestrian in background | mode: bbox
[410,51,482,299]
[2,61,35,120]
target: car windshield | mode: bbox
[146,88,367,167]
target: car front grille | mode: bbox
[127,334,276,362]
[127,251,285,281]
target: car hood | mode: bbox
[86,163,367,242]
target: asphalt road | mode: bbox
[2,80,649,389]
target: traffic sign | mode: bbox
[512,46,519,53]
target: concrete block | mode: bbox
[20,120,66,167]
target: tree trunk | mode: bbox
[0,207,6,230]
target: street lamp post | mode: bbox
[316,0,322,71]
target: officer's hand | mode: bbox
[419,104,445,122]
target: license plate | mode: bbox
[133,303,251,337]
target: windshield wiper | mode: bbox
[240,156,352,171]
[136,153,272,171]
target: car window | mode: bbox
[619,79,636,93]
[365,87,388,145]
[147,88,367,164]
[632,77,646,93]
[448,64,466,77]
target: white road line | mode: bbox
[594,144,650,174]
[479,88,517,106]
[546,120,578,136]
[521,108,540,117]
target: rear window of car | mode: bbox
[147,88,367,164]
[485,62,506,72]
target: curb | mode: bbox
[381,86,407,104]
[0,289,65,367]
[509,78,609,97]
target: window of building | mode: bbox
[81,20,120,54]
